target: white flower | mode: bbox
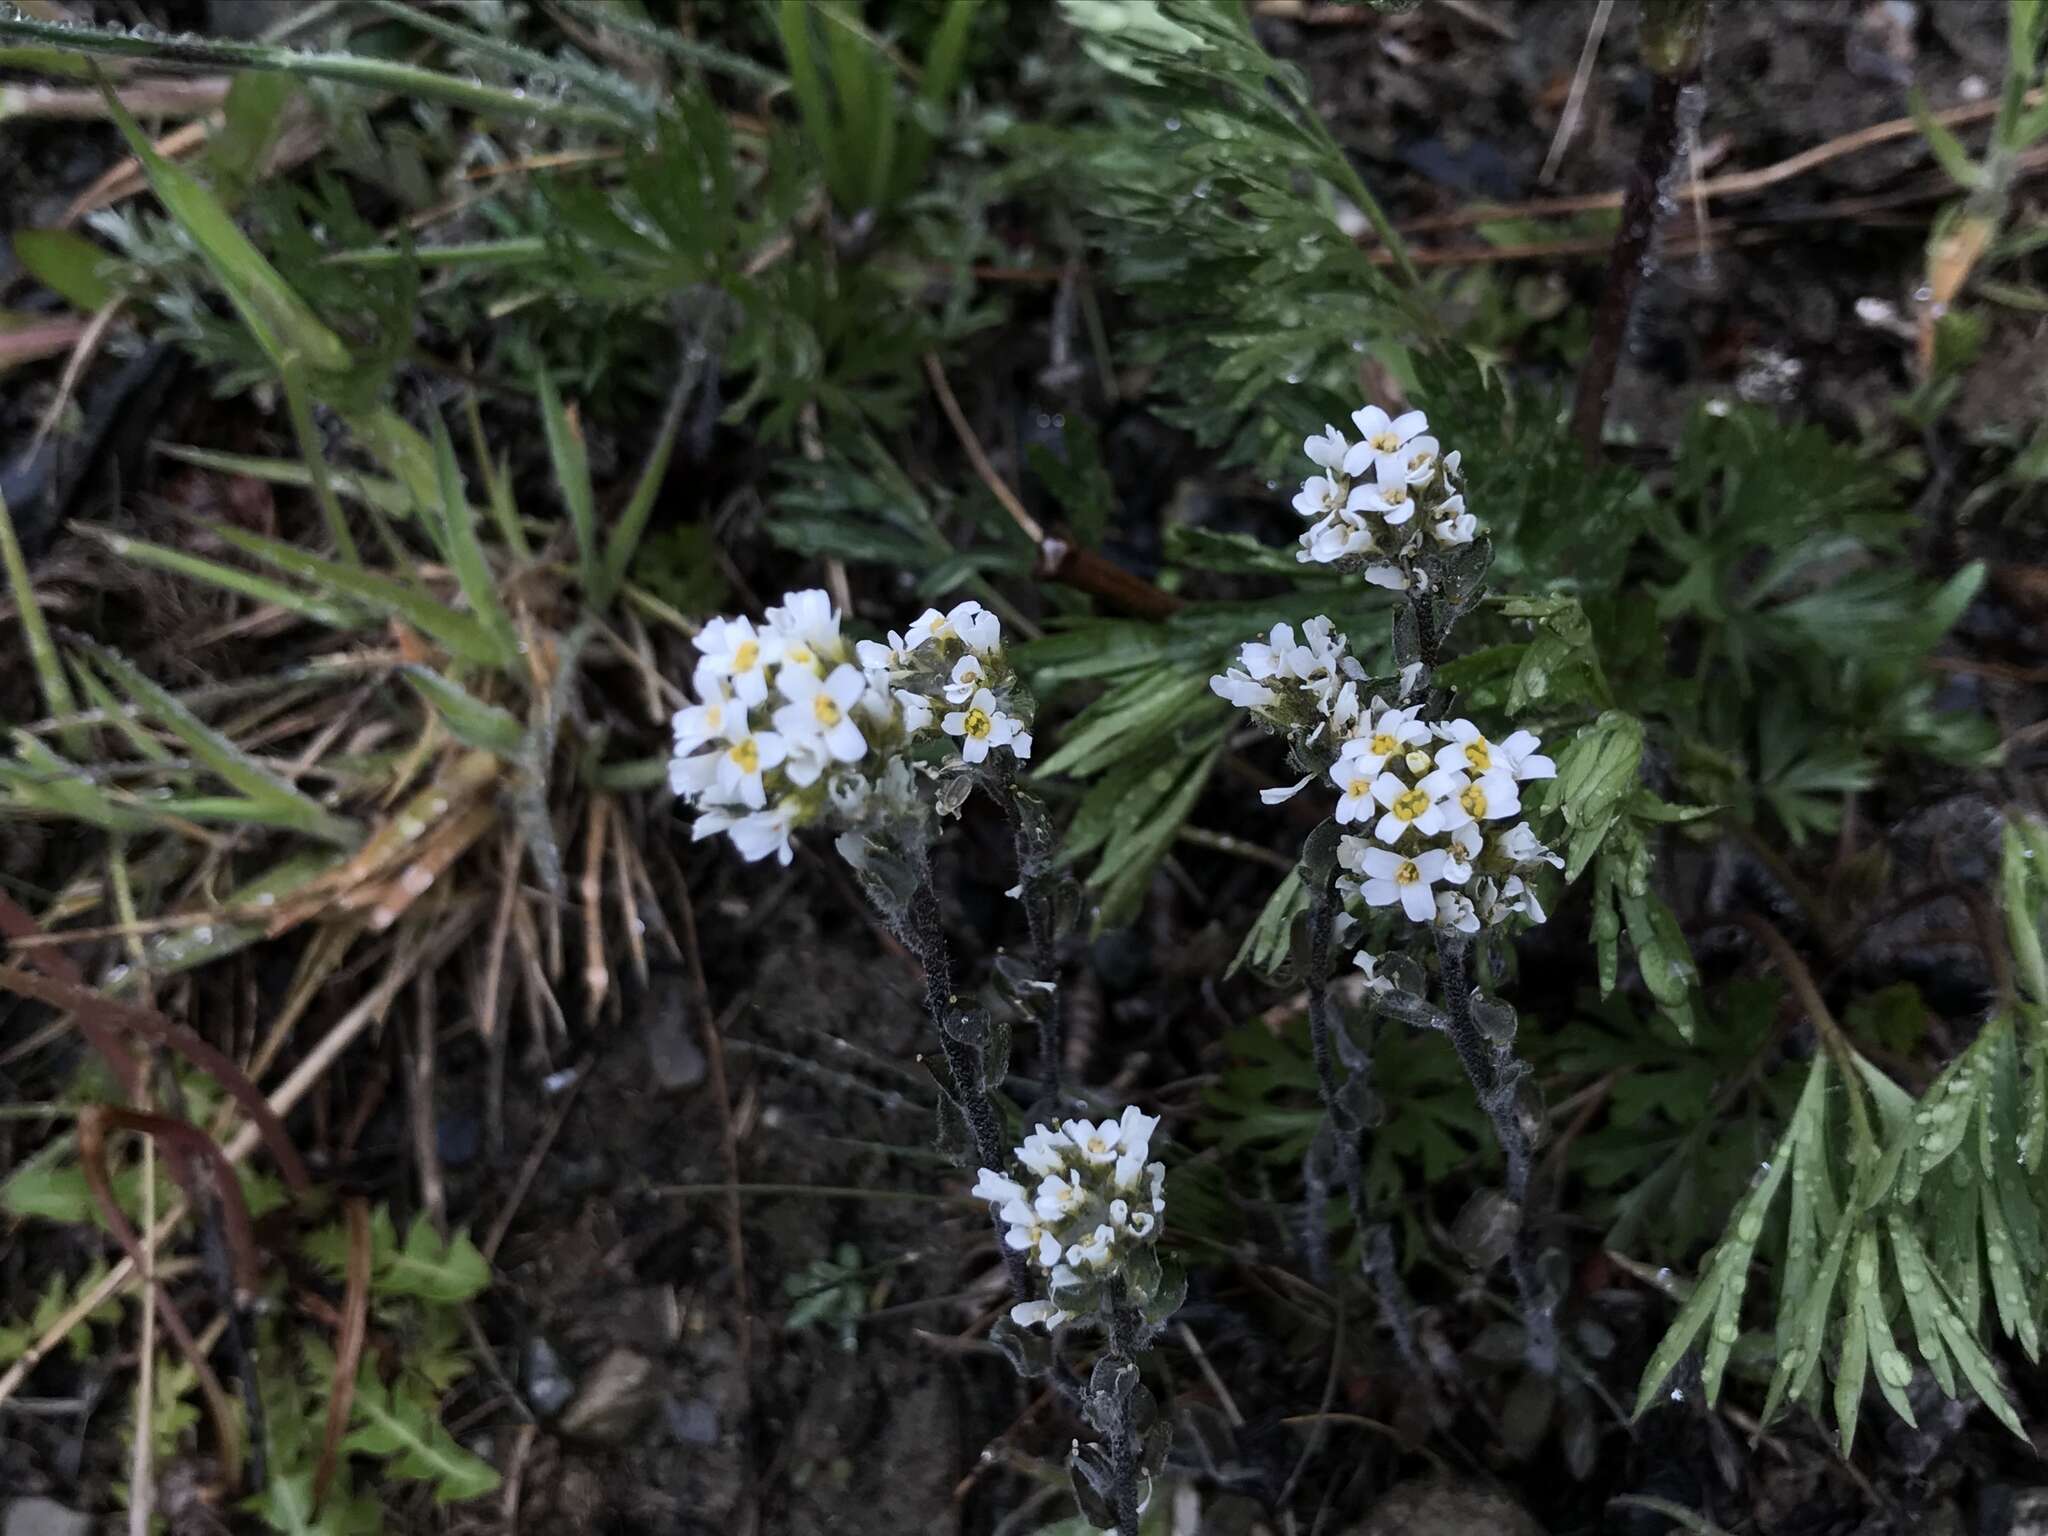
[1438,768,1523,830]
[1430,493,1477,545]
[1260,775,1313,805]
[1239,623,1301,680]
[726,804,796,866]
[1010,729,1034,761]
[671,682,738,757]
[1354,951,1395,993]
[1300,512,1377,564]
[694,615,775,706]
[1497,821,1564,870]
[1304,423,1350,472]
[1435,891,1480,933]
[1293,473,1349,520]
[907,599,1000,653]
[1343,405,1429,477]
[854,629,912,671]
[1379,433,1441,487]
[1067,1223,1115,1269]
[1369,767,1461,844]
[1210,668,1278,709]
[1332,758,1378,825]
[771,662,868,767]
[943,653,988,704]
[1497,729,1557,781]
[1018,1124,1070,1177]
[1363,562,1410,591]
[895,688,935,734]
[765,588,841,663]
[1064,1117,1123,1166]
[1147,1161,1166,1213]
[974,1168,1026,1206]
[1504,873,1546,925]
[1356,845,1456,923]
[1034,1171,1087,1223]
[714,722,786,810]
[940,686,1024,764]
[1116,1105,1159,1162]
[1011,1298,1071,1330]
[1347,702,1430,772]
[1346,479,1418,527]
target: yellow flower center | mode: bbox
[1369,732,1397,756]
[1347,777,1371,801]
[1463,739,1491,772]
[1382,486,1408,506]
[1391,787,1430,823]
[705,705,722,729]
[1460,783,1488,818]
[1371,431,1401,452]
[1392,859,1421,886]
[783,644,819,674]
[962,707,993,740]
[813,693,842,727]
[728,738,759,774]
[1408,448,1432,471]
[733,640,759,672]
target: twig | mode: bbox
[480,1057,591,1264]
[1570,19,1704,463]
[1175,1322,1245,1428]
[922,351,1184,621]
[1384,89,2044,240]
[1540,0,1613,186]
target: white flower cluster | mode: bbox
[1324,707,1562,933]
[1293,405,1474,585]
[670,594,1032,866]
[1209,627,1564,933]
[972,1106,1165,1331]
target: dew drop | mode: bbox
[1878,1350,1914,1388]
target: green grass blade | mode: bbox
[99,80,352,376]
[0,484,84,756]
[596,382,685,608]
[12,228,116,311]
[77,524,367,629]
[213,526,505,669]
[154,444,415,520]
[777,0,846,206]
[75,639,360,847]
[281,355,359,563]
[320,236,549,271]
[363,0,651,124]
[2,734,155,831]
[463,390,530,560]
[0,13,624,129]
[429,418,518,668]
[71,663,176,766]
[401,666,525,758]
[534,368,598,598]
[555,0,785,89]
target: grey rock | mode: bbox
[3,1499,93,1536]
[1347,1480,1546,1536]
[525,1337,575,1418]
[665,1395,721,1446]
[642,971,705,1090]
[557,1348,662,1446]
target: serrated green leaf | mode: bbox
[344,1369,500,1502]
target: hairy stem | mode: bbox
[1304,878,1432,1385]
[1106,1278,1142,1536]
[1435,930,1558,1375]
[902,872,1032,1297]
[1000,787,1066,1100]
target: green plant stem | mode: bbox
[1434,929,1558,1376]
[321,237,551,271]
[0,13,626,128]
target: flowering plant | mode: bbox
[1211,404,1573,1380]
